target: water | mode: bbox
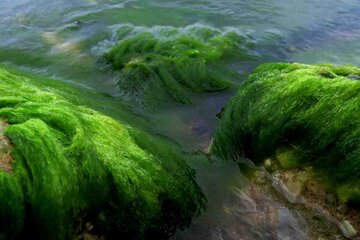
[1,0,359,239]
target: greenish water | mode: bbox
[1,0,359,238]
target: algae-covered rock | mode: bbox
[102,25,256,107]
[213,62,360,203]
[0,67,205,239]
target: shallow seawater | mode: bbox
[1,0,359,239]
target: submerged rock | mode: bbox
[101,25,257,107]
[213,62,360,204]
[0,67,205,239]
[339,220,357,238]
[347,74,360,80]
[271,170,310,204]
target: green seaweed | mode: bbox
[213,62,360,203]
[0,66,205,239]
[103,25,256,107]
[1,65,150,129]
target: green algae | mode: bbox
[0,66,206,239]
[213,62,360,203]
[103,25,256,107]
[275,149,302,170]
[2,65,150,129]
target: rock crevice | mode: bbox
[0,120,13,172]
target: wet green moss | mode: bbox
[103,25,256,107]
[0,67,205,239]
[213,62,360,203]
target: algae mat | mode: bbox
[213,63,360,203]
[0,67,205,239]
[101,24,257,107]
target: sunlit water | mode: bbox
[1,0,359,239]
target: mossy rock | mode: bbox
[213,62,360,203]
[0,67,206,239]
[102,25,256,107]
[275,149,302,170]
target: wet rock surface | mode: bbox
[269,166,360,239]
[347,74,360,80]
[0,120,13,172]
[176,161,310,240]
[217,183,309,240]
[177,157,360,240]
